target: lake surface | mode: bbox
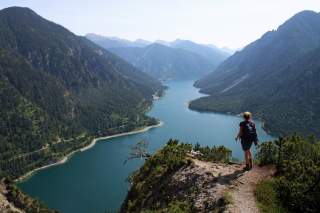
[19,81,274,213]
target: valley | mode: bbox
[0,3,319,213]
[18,81,274,213]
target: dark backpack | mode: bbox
[242,121,258,142]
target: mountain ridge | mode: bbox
[86,34,230,79]
[85,33,152,48]
[108,43,217,80]
[0,6,163,179]
[190,10,320,137]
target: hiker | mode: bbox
[235,112,258,170]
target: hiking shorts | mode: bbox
[240,140,253,151]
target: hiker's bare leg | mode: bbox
[244,150,249,166]
[248,150,253,168]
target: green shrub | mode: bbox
[256,135,320,212]
[255,180,286,213]
[165,201,192,213]
[197,145,232,163]
[140,200,192,213]
[256,141,279,165]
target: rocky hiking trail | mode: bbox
[176,157,275,212]
[225,164,275,213]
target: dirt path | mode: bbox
[188,158,275,213]
[172,158,244,212]
[226,165,275,213]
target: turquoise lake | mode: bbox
[19,80,275,213]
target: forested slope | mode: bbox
[0,6,163,179]
[109,43,216,80]
[170,39,229,67]
[190,10,320,137]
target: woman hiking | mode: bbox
[235,112,258,171]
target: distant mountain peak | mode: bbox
[292,10,319,18]
[287,10,320,24]
[172,39,199,46]
[154,40,171,46]
[134,39,151,45]
[86,33,151,48]
[147,42,166,48]
[88,35,230,78]
[277,9,320,33]
[2,6,33,12]
[1,6,39,18]
[171,38,186,44]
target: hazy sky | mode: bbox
[1,0,320,49]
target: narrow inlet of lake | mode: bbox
[19,80,275,213]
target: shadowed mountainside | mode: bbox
[190,10,320,137]
[0,6,163,179]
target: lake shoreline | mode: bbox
[18,81,276,213]
[188,106,276,137]
[16,121,164,182]
[188,87,276,136]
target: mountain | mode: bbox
[87,36,230,80]
[108,43,216,80]
[153,39,230,62]
[170,39,230,67]
[190,10,320,136]
[85,33,151,49]
[0,7,163,178]
[154,39,171,46]
[154,39,230,68]
[134,38,152,47]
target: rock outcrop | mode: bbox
[121,142,274,213]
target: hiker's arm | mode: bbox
[235,126,243,141]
